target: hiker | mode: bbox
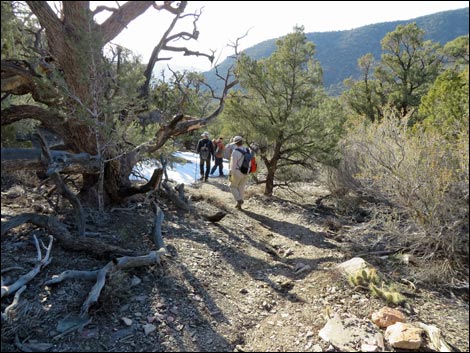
[196,132,214,182]
[210,137,225,177]
[229,136,250,209]
[224,136,237,163]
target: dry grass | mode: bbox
[333,113,469,285]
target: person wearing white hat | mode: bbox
[196,132,214,181]
[223,136,237,162]
[229,136,249,209]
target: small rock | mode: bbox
[312,344,323,352]
[372,307,406,328]
[142,323,156,335]
[360,343,378,352]
[122,317,133,326]
[385,322,423,350]
[130,275,142,287]
[295,264,312,275]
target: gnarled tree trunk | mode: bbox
[2,1,233,204]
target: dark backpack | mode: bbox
[236,147,253,174]
[199,140,210,160]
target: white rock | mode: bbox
[385,322,423,350]
[336,257,370,276]
[121,317,133,326]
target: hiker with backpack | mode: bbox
[196,132,214,182]
[210,137,225,177]
[229,136,251,210]
[224,136,237,163]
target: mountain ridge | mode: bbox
[202,7,469,95]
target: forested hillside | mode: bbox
[204,7,469,94]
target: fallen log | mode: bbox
[1,148,100,174]
[1,213,134,258]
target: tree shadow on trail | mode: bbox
[241,209,338,250]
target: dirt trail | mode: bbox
[183,178,347,351]
[1,176,468,352]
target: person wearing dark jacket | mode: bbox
[196,132,214,181]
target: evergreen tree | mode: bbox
[375,23,442,119]
[225,26,345,196]
[343,53,384,122]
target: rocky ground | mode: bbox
[1,174,469,352]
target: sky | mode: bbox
[97,1,468,72]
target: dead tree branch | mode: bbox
[161,182,190,211]
[1,213,134,258]
[36,131,85,236]
[151,202,166,250]
[2,286,26,321]
[43,251,163,318]
[118,168,163,198]
[80,251,163,317]
[1,235,53,298]
[140,1,214,97]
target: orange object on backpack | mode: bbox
[250,156,257,173]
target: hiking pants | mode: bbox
[200,158,211,179]
[210,157,224,176]
[229,170,249,202]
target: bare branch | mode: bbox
[117,168,164,198]
[36,131,86,236]
[80,251,163,317]
[227,29,252,56]
[162,44,214,61]
[2,286,26,321]
[1,105,65,135]
[153,1,187,14]
[25,1,62,35]
[1,235,53,298]
[92,5,118,16]
[99,1,154,44]
[140,2,214,97]
[45,270,99,285]
[151,202,166,249]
